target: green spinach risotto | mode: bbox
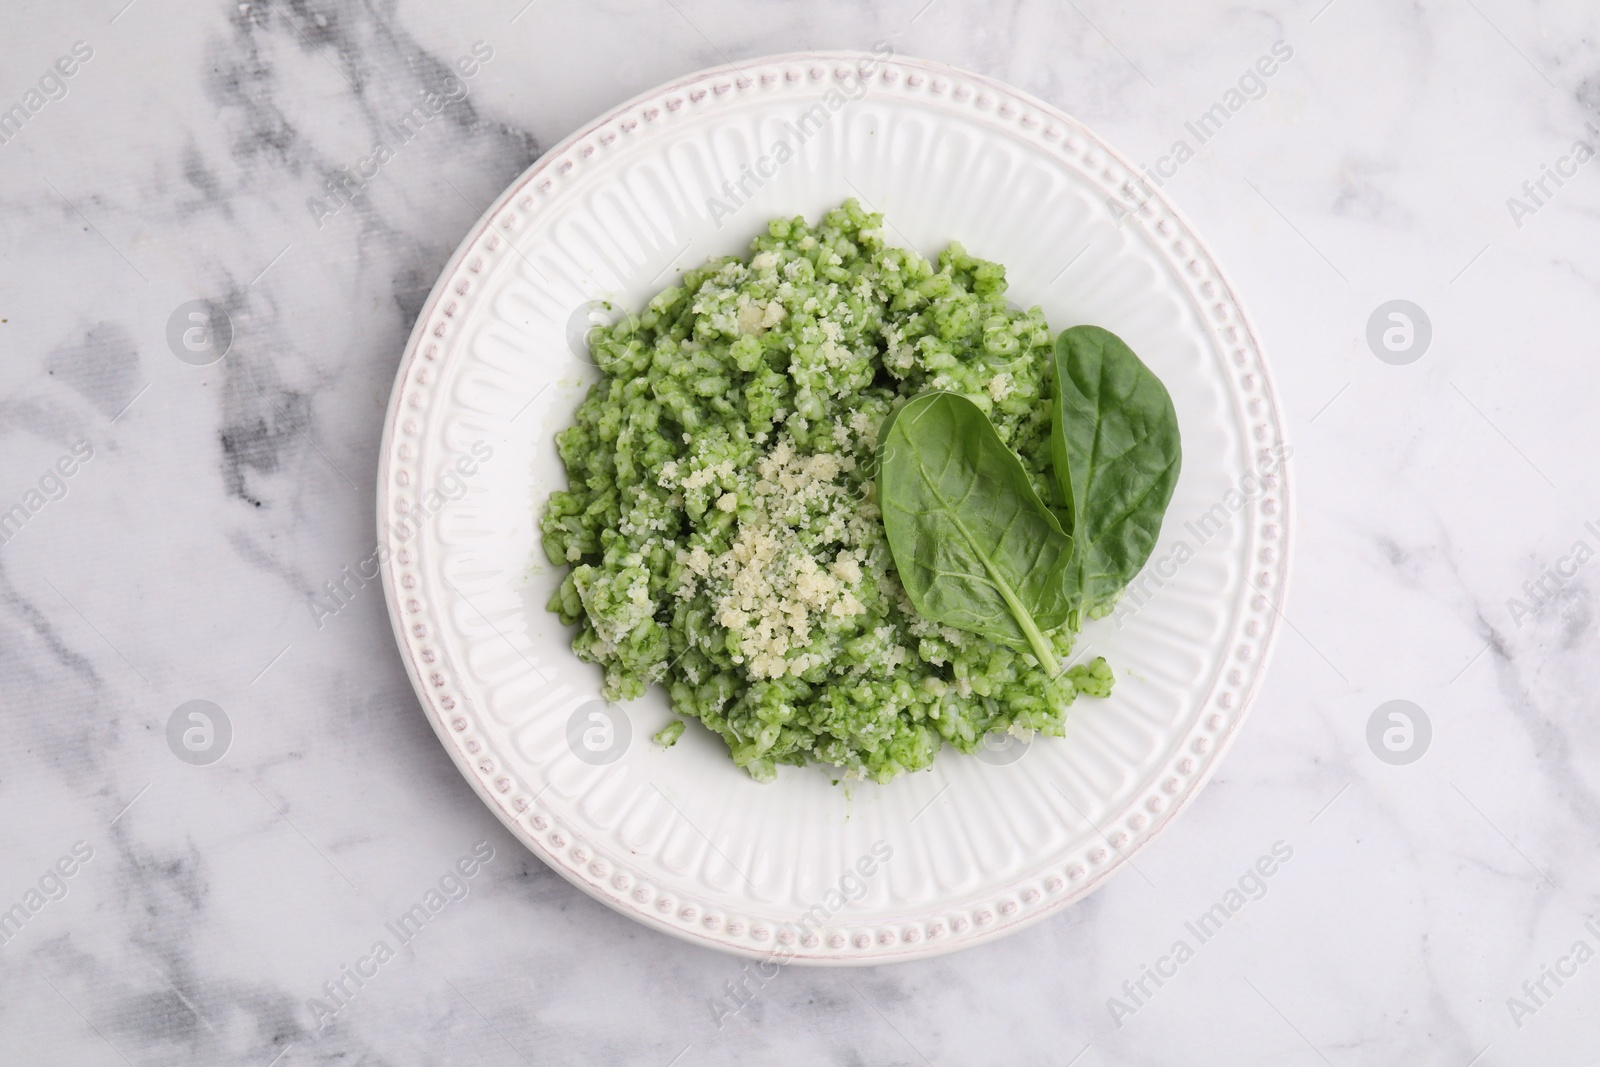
[541,200,1133,783]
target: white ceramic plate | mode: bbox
[378,50,1291,964]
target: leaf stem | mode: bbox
[927,468,1065,677]
[983,562,1064,677]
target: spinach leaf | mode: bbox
[879,391,1076,674]
[1050,325,1182,619]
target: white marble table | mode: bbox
[2,0,1596,1063]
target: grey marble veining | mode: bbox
[3,0,1600,1063]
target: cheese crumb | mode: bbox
[848,410,878,448]
[701,435,868,679]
